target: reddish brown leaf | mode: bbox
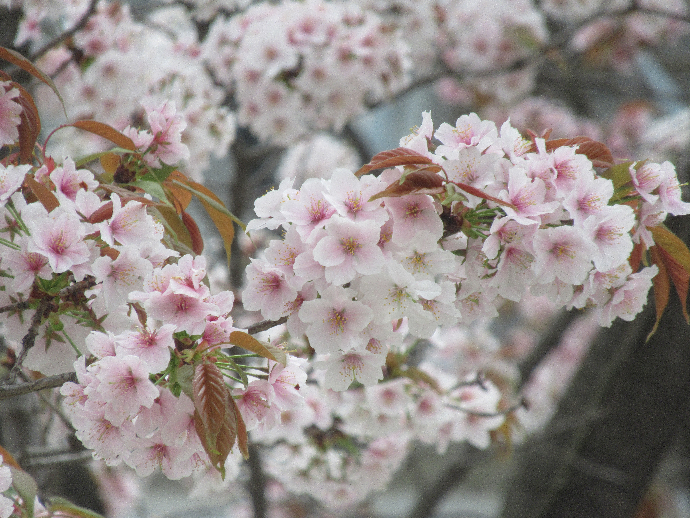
[450,181,515,209]
[648,246,670,340]
[163,171,193,213]
[0,445,21,470]
[10,82,41,164]
[69,120,136,151]
[171,179,236,267]
[0,46,66,109]
[87,201,114,224]
[192,361,237,477]
[650,225,690,273]
[99,153,121,176]
[230,395,249,459]
[24,175,58,212]
[181,210,204,255]
[629,241,645,273]
[369,170,445,201]
[654,244,690,324]
[356,147,437,177]
[193,362,228,438]
[537,136,614,168]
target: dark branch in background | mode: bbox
[0,372,77,400]
[406,446,488,518]
[517,310,580,390]
[248,444,267,518]
[5,298,53,385]
[29,0,98,61]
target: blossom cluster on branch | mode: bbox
[243,112,689,388]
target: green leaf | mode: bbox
[217,356,249,387]
[132,180,171,205]
[599,161,635,190]
[47,497,106,518]
[9,466,38,517]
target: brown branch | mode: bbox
[6,298,53,385]
[29,0,98,61]
[0,371,77,400]
[246,316,288,335]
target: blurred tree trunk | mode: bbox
[501,218,690,518]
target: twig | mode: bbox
[246,316,288,335]
[0,371,77,400]
[29,0,98,62]
[5,298,53,385]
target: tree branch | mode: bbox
[29,0,98,62]
[0,372,77,400]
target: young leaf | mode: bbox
[230,395,249,459]
[192,361,237,477]
[356,147,438,177]
[0,445,20,469]
[69,120,136,151]
[540,136,614,168]
[155,205,194,252]
[24,175,59,212]
[228,331,283,364]
[0,46,66,114]
[46,497,106,518]
[99,152,121,176]
[12,82,41,164]
[8,465,38,517]
[171,179,242,266]
[192,361,228,440]
[600,161,635,190]
[648,246,670,340]
[652,242,690,324]
[163,170,193,212]
[181,210,204,255]
[369,170,445,201]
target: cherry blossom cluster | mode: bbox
[567,0,688,71]
[243,111,689,391]
[201,0,410,144]
[0,101,306,481]
[27,1,234,180]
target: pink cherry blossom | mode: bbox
[281,178,336,243]
[91,354,160,426]
[1,236,52,293]
[312,216,384,285]
[298,285,373,354]
[26,206,91,274]
[532,225,595,285]
[434,112,498,156]
[385,194,443,243]
[50,157,99,202]
[319,349,385,391]
[0,164,30,206]
[233,379,279,431]
[583,205,635,272]
[242,260,298,321]
[116,324,176,372]
[500,167,559,226]
[99,194,163,247]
